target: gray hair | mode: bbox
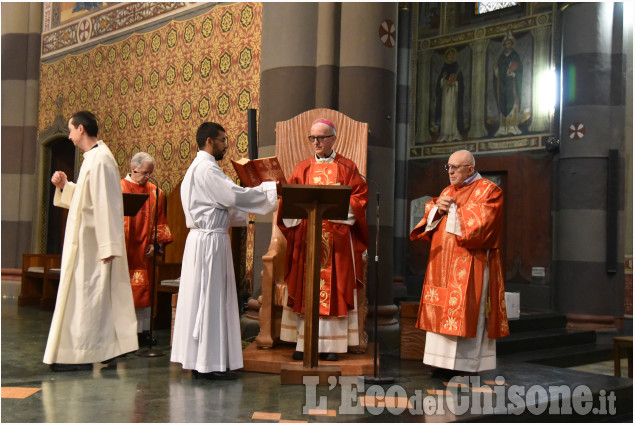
[131,152,154,168]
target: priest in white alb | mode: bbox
[170,122,279,380]
[43,110,138,372]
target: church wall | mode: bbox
[33,2,264,293]
[1,3,42,269]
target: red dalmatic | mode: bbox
[410,178,509,339]
[279,154,369,317]
[121,178,173,308]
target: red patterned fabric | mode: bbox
[121,179,173,308]
[279,154,369,317]
[38,3,263,196]
[39,3,263,287]
[410,178,509,339]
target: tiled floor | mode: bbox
[1,288,632,422]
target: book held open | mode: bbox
[231,156,287,187]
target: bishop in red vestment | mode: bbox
[410,150,508,373]
[279,119,369,361]
[121,152,172,345]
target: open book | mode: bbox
[231,156,287,187]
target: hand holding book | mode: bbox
[231,156,287,188]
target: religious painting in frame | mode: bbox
[411,5,555,159]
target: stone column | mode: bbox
[1,2,42,267]
[528,25,552,132]
[338,2,397,313]
[392,3,411,298]
[555,2,627,317]
[315,2,341,108]
[467,37,490,139]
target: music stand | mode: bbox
[123,192,164,357]
[278,184,351,384]
[122,193,149,216]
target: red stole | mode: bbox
[310,162,338,316]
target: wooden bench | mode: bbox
[19,254,61,310]
[154,262,181,331]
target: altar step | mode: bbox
[498,313,615,368]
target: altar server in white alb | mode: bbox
[43,110,138,372]
[171,122,279,380]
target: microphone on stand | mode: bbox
[335,158,393,385]
[136,185,164,357]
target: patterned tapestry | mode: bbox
[38,2,262,196]
[38,2,262,292]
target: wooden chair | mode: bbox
[255,108,369,352]
[19,253,61,310]
[153,180,188,331]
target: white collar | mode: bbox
[315,150,336,163]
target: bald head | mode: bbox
[449,150,475,166]
[447,150,475,187]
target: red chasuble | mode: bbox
[278,154,369,317]
[410,177,509,339]
[121,178,173,308]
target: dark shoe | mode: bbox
[292,351,304,360]
[101,351,134,364]
[430,367,474,380]
[430,367,454,380]
[138,331,158,347]
[50,363,92,372]
[192,370,238,380]
[319,353,338,361]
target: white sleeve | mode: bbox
[53,181,76,209]
[425,205,442,231]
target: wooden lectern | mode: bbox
[279,183,351,383]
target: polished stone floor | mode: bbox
[1,291,633,423]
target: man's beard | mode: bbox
[213,151,225,161]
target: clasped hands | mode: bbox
[436,196,455,215]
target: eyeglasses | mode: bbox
[133,170,153,177]
[444,164,471,172]
[213,136,228,144]
[307,135,334,143]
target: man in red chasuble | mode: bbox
[121,152,173,346]
[278,119,369,361]
[410,150,508,375]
